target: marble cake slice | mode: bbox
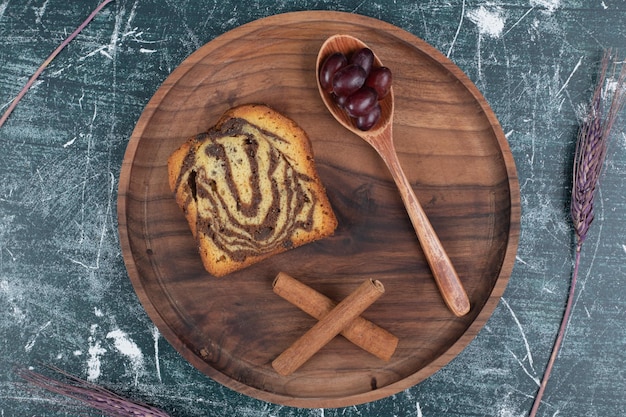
[167,104,338,277]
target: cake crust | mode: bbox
[168,104,337,277]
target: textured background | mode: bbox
[1,1,625,416]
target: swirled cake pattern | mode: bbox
[168,104,337,277]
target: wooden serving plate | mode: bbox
[118,11,520,408]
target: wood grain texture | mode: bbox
[117,11,520,408]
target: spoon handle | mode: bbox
[373,135,471,317]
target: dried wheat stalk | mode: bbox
[529,50,626,416]
[0,0,114,128]
[16,366,171,417]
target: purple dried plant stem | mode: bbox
[529,50,625,416]
[528,248,580,417]
[16,366,171,417]
[0,0,115,129]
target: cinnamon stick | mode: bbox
[272,278,386,376]
[272,272,398,361]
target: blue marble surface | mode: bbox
[1,1,625,416]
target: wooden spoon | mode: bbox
[316,34,470,317]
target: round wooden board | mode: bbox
[118,11,520,408]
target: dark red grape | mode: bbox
[355,103,381,131]
[365,67,392,99]
[332,93,348,108]
[350,48,374,76]
[344,87,378,118]
[319,52,348,92]
[332,64,366,97]
[321,45,392,131]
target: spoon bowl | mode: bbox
[316,34,471,317]
[316,35,394,136]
